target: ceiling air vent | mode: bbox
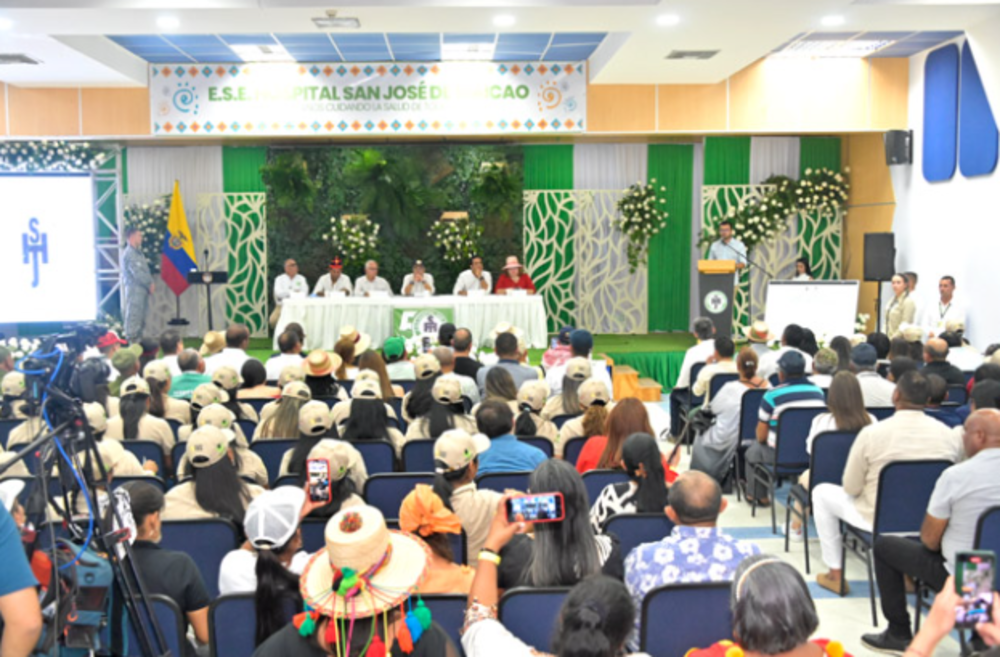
[0,54,40,65]
[665,50,719,60]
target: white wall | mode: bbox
[891,31,1000,350]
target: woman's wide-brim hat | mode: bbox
[741,320,774,344]
[338,325,372,356]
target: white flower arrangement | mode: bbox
[327,214,379,265]
[855,313,871,333]
[123,197,170,276]
[99,310,125,335]
[0,140,109,173]
[614,179,669,273]
[427,217,483,265]
[6,336,41,361]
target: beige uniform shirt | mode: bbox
[842,409,963,522]
[163,397,192,425]
[7,417,47,449]
[162,480,265,521]
[105,415,176,453]
[403,415,478,449]
[541,396,573,422]
[451,483,504,564]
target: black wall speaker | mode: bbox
[864,233,896,282]
[884,130,913,165]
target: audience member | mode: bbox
[282,406,355,481]
[332,336,356,381]
[669,317,717,438]
[499,460,623,588]
[383,336,416,380]
[438,322,457,348]
[434,346,480,404]
[924,374,964,428]
[170,349,212,401]
[625,471,760,647]
[828,336,853,373]
[328,370,398,427]
[590,432,669,531]
[475,400,547,475]
[405,378,477,445]
[452,328,482,380]
[178,403,263,483]
[403,361,442,424]
[264,330,304,382]
[357,350,403,398]
[289,438,366,518]
[811,371,963,594]
[542,357,592,420]
[809,348,838,389]
[476,332,539,394]
[339,379,405,454]
[941,327,982,372]
[895,573,1000,657]
[888,336,911,362]
[109,344,142,395]
[512,380,559,445]
[205,324,251,376]
[852,343,896,407]
[692,335,738,402]
[758,323,814,383]
[199,330,224,359]
[545,329,613,398]
[742,320,773,359]
[482,366,519,412]
[922,337,966,385]
[862,409,1000,652]
[577,398,675,481]
[142,360,191,423]
[888,356,919,383]
[557,379,612,449]
[158,330,184,377]
[238,359,280,399]
[745,351,825,505]
[903,325,926,361]
[254,381,311,441]
[105,376,175,454]
[800,328,820,358]
[867,332,892,361]
[399,485,474,595]
[542,325,576,369]
[303,350,347,400]
[212,365,259,422]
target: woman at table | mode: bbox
[495,256,536,295]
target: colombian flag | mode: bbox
[161,180,197,296]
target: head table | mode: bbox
[272,295,549,351]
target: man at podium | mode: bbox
[708,220,748,271]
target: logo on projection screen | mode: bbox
[704,291,729,315]
[21,218,48,288]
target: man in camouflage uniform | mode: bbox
[121,227,154,341]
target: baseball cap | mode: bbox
[579,379,611,408]
[307,440,356,482]
[0,480,24,512]
[352,378,382,400]
[557,326,575,346]
[197,404,238,434]
[278,364,305,388]
[902,325,924,343]
[330,256,344,270]
[186,425,233,469]
[97,331,127,350]
[243,486,306,551]
[383,337,406,361]
[432,377,462,405]
[413,354,441,380]
[281,380,312,401]
[212,366,243,390]
[517,380,549,413]
[434,429,491,473]
[1,371,26,398]
[120,375,151,398]
[569,329,594,354]
[355,369,380,384]
[565,357,592,382]
[143,360,171,383]
[111,344,142,374]
[413,259,425,269]
[190,383,230,411]
[777,350,807,376]
[851,343,878,367]
[298,400,333,436]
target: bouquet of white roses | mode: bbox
[615,179,669,273]
[324,215,379,265]
[428,217,483,264]
[0,140,109,173]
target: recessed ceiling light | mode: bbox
[157,16,180,30]
[231,43,294,63]
[442,42,496,61]
[493,14,516,28]
[0,18,13,31]
[821,15,846,27]
[656,14,681,27]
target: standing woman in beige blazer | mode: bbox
[885,273,917,338]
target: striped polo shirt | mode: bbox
[758,378,826,447]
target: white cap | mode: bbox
[243,486,306,551]
[0,480,24,512]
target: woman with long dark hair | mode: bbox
[403,366,439,423]
[178,404,266,486]
[282,400,340,477]
[211,366,258,422]
[303,350,346,400]
[828,336,853,374]
[142,361,191,423]
[590,433,669,531]
[542,357,592,420]
[254,381,311,441]
[104,377,174,454]
[577,396,678,482]
[340,379,405,453]
[404,378,477,443]
[330,371,401,427]
[498,459,623,588]
[177,383,232,442]
[513,380,558,446]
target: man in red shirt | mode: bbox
[495,256,536,295]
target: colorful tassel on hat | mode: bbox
[324,617,339,647]
[396,620,414,654]
[294,610,319,637]
[405,613,424,644]
[412,598,432,632]
[364,635,386,657]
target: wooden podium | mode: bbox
[698,259,736,337]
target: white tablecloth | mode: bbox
[273,295,549,350]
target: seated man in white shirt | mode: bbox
[691,336,738,402]
[265,329,305,382]
[204,324,251,376]
[545,329,613,399]
[312,256,352,297]
[669,317,716,439]
[157,329,184,378]
[808,348,838,390]
[941,325,982,373]
[270,258,309,327]
[354,260,393,297]
[852,343,896,407]
[433,347,480,404]
[758,324,814,383]
[453,255,492,296]
[401,259,435,297]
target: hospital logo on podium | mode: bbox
[21,218,48,288]
[704,291,728,315]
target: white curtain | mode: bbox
[749,137,800,183]
[573,143,648,190]
[126,146,224,338]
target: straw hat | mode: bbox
[352,378,382,400]
[120,376,151,398]
[565,357,592,382]
[517,380,549,413]
[278,364,305,388]
[143,360,171,383]
[212,366,243,390]
[502,255,524,271]
[742,320,774,344]
[338,326,372,355]
[1,371,26,398]
[186,425,235,469]
[578,379,611,409]
[199,331,225,357]
[299,400,333,436]
[300,505,429,618]
[413,354,441,380]
[305,351,343,378]
[432,377,462,405]
[190,383,229,411]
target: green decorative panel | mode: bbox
[226,194,268,337]
[799,206,842,281]
[523,190,576,332]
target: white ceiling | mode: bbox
[0,0,997,87]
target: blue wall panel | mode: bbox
[923,44,960,182]
[959,42,999,178]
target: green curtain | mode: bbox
[121,147,129,196]
[523,145,573,190]
[647,144,694,332]
[222,146,267,193]
[704,137,751,185]
[799,137,842,175]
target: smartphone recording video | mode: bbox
[956,550,995,628]
[306,458,332,504]
[505,492,565,524]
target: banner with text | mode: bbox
[393,306,455,355]
[151,61,586,137]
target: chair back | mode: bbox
[946,385,969,405]
[640,582,733,655]
[300,517,329,553]
[562,437,587,465]
[739,388,767,442]
[603,513,675,558]
[160,518,240,598]
[243,398,270,417]
[498,587,571,651]
[353,439,396,475]
[476,471,532,495]
[421,595,467,654]
[964,371,975,385]
[120,440,165,475]
[127,594,186,657]
[363,473,434,520]
[402,439,435,472]
[867,406,895,422]
[339,380,354,397]
[0,419,19,449]
[166,418,182,442]
[582,469,630,505]
[249,439,297,484]
[551,413,581,430]
[388,398,406,432]
[874,460,952,536]
[518,436,554,458]
[975,506,1000,589]
[689,362,706,389]
[236,418,257,440]
[774,406,827,475]
[709,373,740,400]
[808,431,858,493]
[208,593,297,657]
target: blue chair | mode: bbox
[110,476,168,495]
[273,474,298,489]
[363,473,434,520]
[300,517,328,553]
[867,407,895,422]
[402,439,436,472]
[236,418,257,440]
[126,594,186,657]
[249,439,297,485]
[964,371,975,385]
[640,583,733,656]
[603,513,675,558]
[749,406,826,532]
[518,436,554,459]
[121,440,165,475]
[476,471,532,495]
[551,413,581,430]
[354,439,396,474]
[392,380,416,394]
[733,388,768,502]
[339,380,354,398]
[160,518,240,598]
[208,593,297,657]
[842,459,952,625]
[166,419,182,443]
[946,385,969,405]
[784,430,858,573]
[0,419,19,449]
[562,437,587,466]
[582,469,630,505]
[388,398,406,432]
[708,373,740,401]
[170,442,188,480]
[243,398,271,417]
[498,587,570,651]
[421,595,467,655]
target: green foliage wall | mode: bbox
[263,145,524,298]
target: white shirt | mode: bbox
[159,355,182,378]
[856,371,896,408]
[204,348,251,376]
[809,373,833,389]
[453,269,493,294]
[218,548,312,595]
[354,276,393,296]
[274,273,309,305]
[805,412,877,454]
[265,353,305,382]
[928,296,967,336]
[675,339,716,389]
[545,358,614,399]
[949,346,983,373]
[401,273,435,296]
[313,272,353,297]
[757,346,814,383]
